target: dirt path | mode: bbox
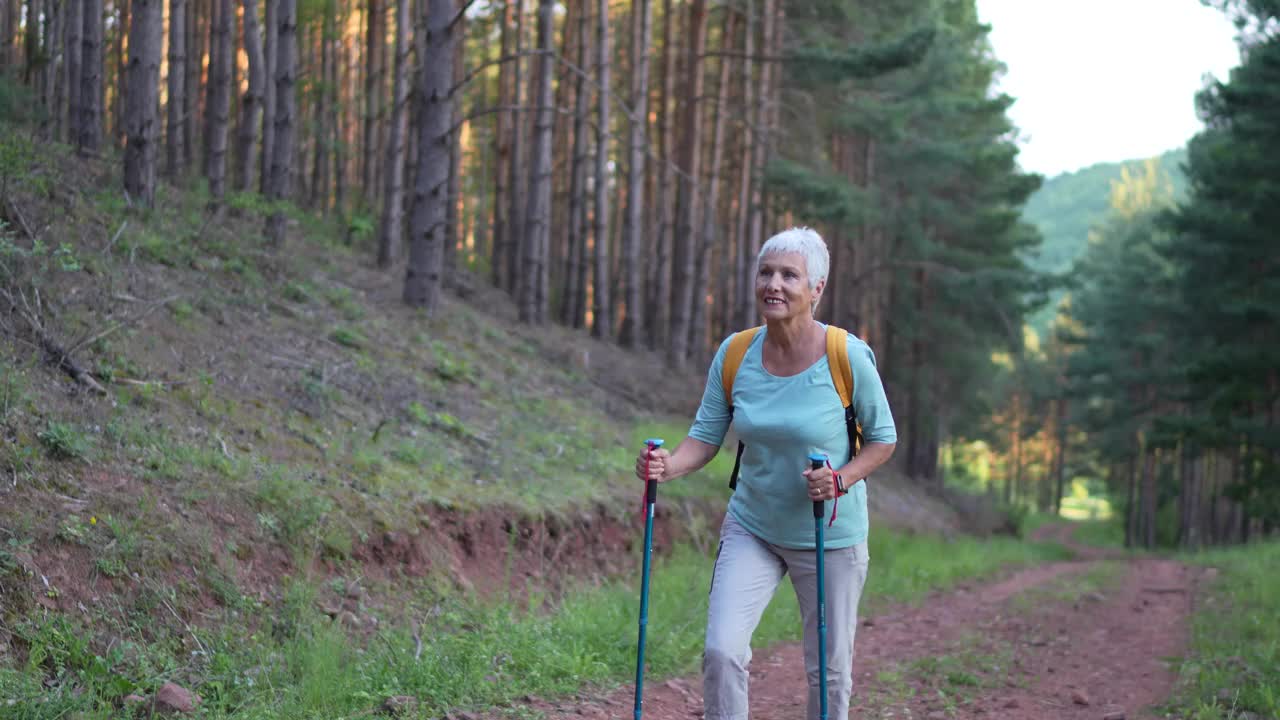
[482,526,1198,720]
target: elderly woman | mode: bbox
[635,227,897,720]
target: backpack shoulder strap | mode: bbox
[824,325,854,409]
[721,326,762,401]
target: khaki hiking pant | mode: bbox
[703,514,870,720]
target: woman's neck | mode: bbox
[765,315,819,354]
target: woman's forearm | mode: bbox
[837,441,896,484]
[665,437,721,481]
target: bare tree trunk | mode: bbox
[745,0,776,288]
[182,0,201,168]
[519,0,553,324]
[64,0,83,144]
[732,0,755,330]
[444,0,465,284]
[264,0,295,244]
[309,0,334,211]
[205,0,231,202]
[647,0,675,349]
[112,0,129,147]
[123,0,161,206]
[79,0,104,153]
[618,0,651,346]
[234,0,263,190]
[403,0,454,309]
[561,0,589,328]
[376,0,410,267]
[361,0,383,203]
[590,0,611,338]
[259,0,277,193]
[501,0,525,295]
[689,9,734,361]
[665,0,707,366]
[164,0,185,177]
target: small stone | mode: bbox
[1003,698,1019,709]
[928,711,946,719]
[1071,689,1091,706]
[154,682,200,713]
[1102,710,1126,720]
[380,696,418,716]
[122,694,147,707]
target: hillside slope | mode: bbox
[0,125,985,704]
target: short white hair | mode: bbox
[756,227,830,291]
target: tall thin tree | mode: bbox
[260,0,277,193]
[206,0,232,202]
[64,0,83,144]
[79,0,104,153]
[590,0,611,338]
[666,0,708,367]
[361,0,384,202]
[165,0,185,177]
[619,0,652,346]
[520,0,554,324]
[264,0,296,244]
[403,0,455,310]
[376,0,410,268]
[235,0,264,190]
[123,0,162,206]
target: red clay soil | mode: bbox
[476,525,1199,720]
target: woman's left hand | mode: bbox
[803,464,838,501]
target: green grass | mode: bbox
[1171,541,1280,719]
[0,528,1068,719]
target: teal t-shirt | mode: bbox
[688,326,897,550]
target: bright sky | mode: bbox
[977,0,1242,177]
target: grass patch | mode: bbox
[1170,541,1280,719]
[0,528,1069,719]
[37,421,93,461]
[866,527,1072,609]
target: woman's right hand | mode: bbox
[635,447,671,484]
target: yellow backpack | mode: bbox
[722,325,864,490]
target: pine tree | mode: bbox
[123,0,162,206]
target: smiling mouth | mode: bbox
[764,298,785,306]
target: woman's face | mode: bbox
[755,251,823,322]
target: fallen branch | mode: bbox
[3,198,36,240]
[66,293,179,356]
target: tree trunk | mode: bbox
[264,0,296,244]
[402,0,453,310]
[647,0,675,349]
[361,0,383,202]
[375,0,410,268]
[123,0,161,207]
[112,0,129,147]
[665,0,707,366]
[64,0,83,144]
[490,0,512,287]
[503,0,525,295]
[1141,446,1158,549]
[444,0,465,285]
[182,0,201,168]
[205,0,231,202]
[732,0,755,330]
[79,0,104,153]
[310,0,334,211]
[618,0,651,346]
[164,0,185,177]
[234,0,263,191]
[689,9,734,362]
[259,0,277,193]
[561,0,590,328]
[745,0,776,290]
[518,0,553,324]
[590,0,611,338]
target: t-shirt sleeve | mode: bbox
[687,335,735,447]
[849,338,897,444]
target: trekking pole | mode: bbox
[809,452,829,720]
[634,438,664,720]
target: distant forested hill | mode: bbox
[1023,147,1188,328]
